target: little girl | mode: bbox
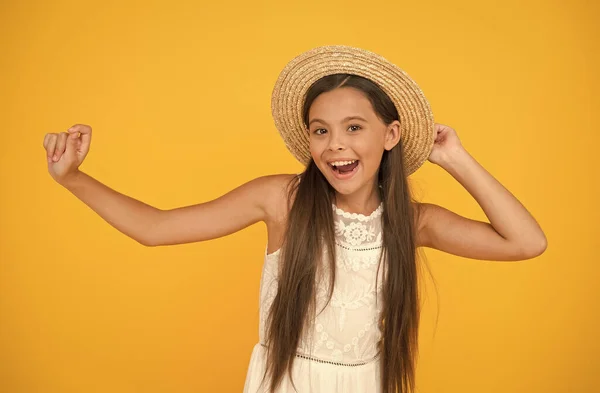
[42,46,547,393]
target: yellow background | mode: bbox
[1,0,598,392]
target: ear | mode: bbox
[384,120,401,150]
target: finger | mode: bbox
[68,125,92,152]
[43,133,51,149]
[66,130,81,154]
[53,132,68,161]
[46,134,58,161]
[80,129,92,152]
[68,124,92,136]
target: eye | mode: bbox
[349,124,362,132]
[314,128,327,135]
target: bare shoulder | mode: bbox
[254,173,299,223]
[411,201,430,247]
[257,173,299,254]
[411,202,457,247]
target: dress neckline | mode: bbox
[332,202,384,222]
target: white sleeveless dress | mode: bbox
[243,203,386,393]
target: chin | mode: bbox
[327,182,351,193]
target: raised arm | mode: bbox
[43,124,292,247]
[415,124,547,261]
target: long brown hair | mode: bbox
[263,74,423,393]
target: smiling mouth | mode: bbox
[329,160,360,175]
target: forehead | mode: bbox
[308,87,375,121]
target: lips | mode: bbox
[328,160,360,180]
[331,160,359,173]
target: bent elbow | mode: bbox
[137,217,164,247]
[136,232,161,247]
[521,235,548,259]
[136,237,156,247]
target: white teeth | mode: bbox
[330,160,357,167]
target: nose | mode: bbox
[327,130,346,152]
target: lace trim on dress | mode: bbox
[332,202,383,222]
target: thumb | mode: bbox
[66,131,80,151]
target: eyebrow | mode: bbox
[308,116,368,127]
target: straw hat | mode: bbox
[271,45,435,175]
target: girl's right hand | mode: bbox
[43,124,92,184]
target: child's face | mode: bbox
[307,87,400,197]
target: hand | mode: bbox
[43,124,92,184]
[428,123,465,166]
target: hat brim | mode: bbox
[271,45,435,176]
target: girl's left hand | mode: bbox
[428,123,465,166]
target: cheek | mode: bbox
[309,138,324,159]
[357,142,385,169]
[309,143,317,160]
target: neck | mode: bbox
[333,180,381,215]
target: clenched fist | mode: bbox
[43,124,92,184]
